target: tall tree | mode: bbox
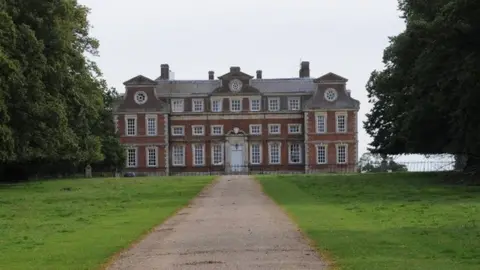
[0,0,123,180]
[364,0,480,174]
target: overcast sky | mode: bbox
[80,0,406,159]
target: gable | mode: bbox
[218,67,254,80]
[123,75,157,86]
[313,72,348,83]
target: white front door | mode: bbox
[230,143,244,172]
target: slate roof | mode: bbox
[153,78,316,96]
[121,68,360,110]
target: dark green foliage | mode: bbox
[364,0,480,172]
[0,0,124,181]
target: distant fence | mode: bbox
[116,160,456,177]
[17,160,457,180]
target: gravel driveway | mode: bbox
[106,175,327,270]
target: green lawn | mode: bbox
[257,173,480,270]
[0,176,215,270]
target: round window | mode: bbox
[229,79,243,92]
[324,88,338,102]
[134,91,148,104]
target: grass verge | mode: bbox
[257,172,480,270]
[0,176,215,270]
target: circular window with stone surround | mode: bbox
[134,91,148,104]
[324,88,338,102]
[229,79,243,92]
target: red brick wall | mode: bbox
[118,113,167,170]
[169,117,304,171]
[117,110,358,173]
[306,110,357,172]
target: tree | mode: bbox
[91,87,126,173]
[358,153,408,173]
[0,0,123,180]
[364,0,480,174]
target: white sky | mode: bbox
[80,0,414,160]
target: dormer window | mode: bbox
[268,98,280,111]
[211,99,222,112]
[250,98,261,111]
[230,98,241,112]
[172,99,184,112]
[288,97,300,110]
[192,99,204,112]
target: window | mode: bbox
[125,116,137,136]
[249,124,262,135]
[171,126,185,136]
[211,99,222,112]
[316,114,326,133]
[288,143,302,164]
[172,145,185,166]
[126,148,137,168]
[288,124,302,134]
[146,115,157,136]
[288,97,300,110]
[211,125,223,136]
[336,114,347,133]
[114,115,118,134]
[192,125,204,136]
[134,91,148,105]
[171,99,184,112]
[316,144,327,164]
[146,147,157,167]
[268,124,281,134]
[268,142,281,164]
[230,99,241,112]
[192,99,204,112]
[250,144,261,164]
[268,98,280,111]
[211,144,224,165]
[192,144,205,166]
[337,144,347,164]
[250,98,261,111]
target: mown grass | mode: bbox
[0,176,215,270]
[257,173,480,270]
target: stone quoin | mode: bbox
[113,62,360,175]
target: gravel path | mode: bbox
[106,175,327,270]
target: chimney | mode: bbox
[160,64,169,80]
[299,61,310,78]
[208,71,214,80]
[256,70,262,79]
[230,66,240,73]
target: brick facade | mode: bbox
[114,62,360,175]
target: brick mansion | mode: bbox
[113,62,360,175]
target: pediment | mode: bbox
[313,72,348,83]
[218,67,254,80]
[123,75,157,86]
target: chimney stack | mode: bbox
[208,71,214,80]
[160,64,169,80]
[230,66,240,73]
[256,70,262,79]
[299,61,310,78]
